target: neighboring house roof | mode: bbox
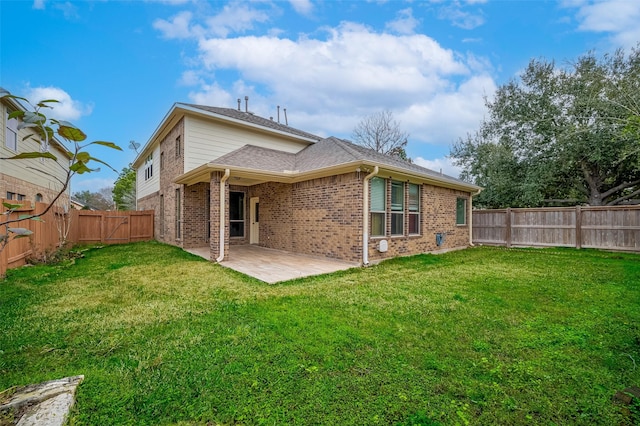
[70,197,89,210]
[178,137,480,192]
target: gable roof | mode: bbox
[183,104,323,142]
[133,102,320,168]
[178,136,479,192]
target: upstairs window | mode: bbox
[144,154,153,181]
[370,177,386,237]
[456,198,467,225]
[175,135,182,158]
[5,111,17,151]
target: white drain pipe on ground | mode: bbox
[362,166,379,266]
[216,169,230,262]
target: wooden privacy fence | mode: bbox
[473,205,640,252]
[68,210,154,245]
[1,199,154,276]
[1,200,63,277]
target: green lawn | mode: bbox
[1,242,639,425]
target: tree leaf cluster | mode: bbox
[452,46,640,208]
[0,91,122,258]
[112,166,137,210]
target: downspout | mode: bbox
[362,166,379,266]
[216,169,230,262]
[469,188,483,246]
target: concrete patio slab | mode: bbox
[185,245,359,283]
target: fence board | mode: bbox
[1,204,154,276]
[1,199,63,276]
[473,205,640,252]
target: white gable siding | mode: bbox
[136,144,161,199]
[1,102,70,198]
[183,116,310,173]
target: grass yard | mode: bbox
[1,242,639,425]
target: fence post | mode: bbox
[575,205,582,249]
[505,208,512,248]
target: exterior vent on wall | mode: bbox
[377,239,388,253]
[436,233,446,247]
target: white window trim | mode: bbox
[390,181,404,236]
[229,191,246,238]
[370,177,386,237]
[5,113,18,152]
[456,197,468,226]
[408,183,421,236]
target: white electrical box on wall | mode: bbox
[378,240,388,252]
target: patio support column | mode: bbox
[362,166,378,265]
[216,169,230,262]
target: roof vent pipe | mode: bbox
[245,96,249,112]
[277,105,280,123]
[284,108,288,126]
[237,98,241,111]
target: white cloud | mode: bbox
[153,7,497,151]
[569,0,640,49]
[153,11,198,39]
[188,82,235,106]
[438,2,485,30]
[155,3,272,39]
[186,22,495,146]
[204,3,270,37]
[385,8,420,35]
[413,156,462,178]
[399,73,496,145]
[25,86,93,122]
[32,0,45,10]
[179,70,203,86]
[288,0,313,16]
[54,1,79,20]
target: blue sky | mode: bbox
[2,0,639,193]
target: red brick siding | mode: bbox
[247,182,294,251]
[367,183,471,262]
[292,173,363,262]
[183,182,209,248]
[141,119,185,246]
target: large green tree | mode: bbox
[112,166,136,210]
[73,188,114,211]
[452,46,640,208]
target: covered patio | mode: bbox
[185,245,359,284]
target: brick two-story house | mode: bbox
[1,92,72,207]
[133,102,481,265]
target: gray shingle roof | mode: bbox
[182,104,322,142]
[209,136,470,187]
[209,145,296,172]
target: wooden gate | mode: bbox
[69,210,154,244]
